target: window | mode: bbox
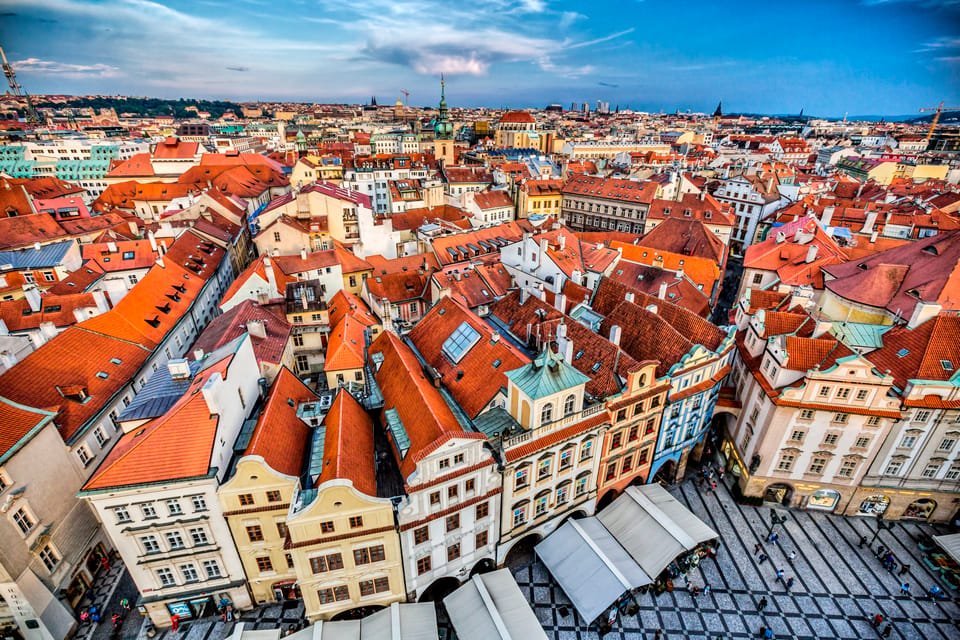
[580,439,593,461]
[837,459,857,478]
[138,502,156,519]
[266,490,282,503]
[77,447,92,466]
[921,463,941,479]
[867,416,881,427]
[189,527,209,546]
[945,464,960,481]
[476,501,489,519]
[938,438,956,452]
[752,273,763,285]
[537,457,551,479]
[855,389,869,401]
[818,386,831,398]
[359,577,390,596]
[310,553,343,574]
[914,410,931,423]
[429,491,441,505]
[855,437,871,449]
[535,493,549,517]
[605,463,617,481]
[809,457,828,474]
[559,448,573,469]
[94,426,108,447]
[622,455,633,473]
[141,535,160,554]
[799,409,815,420]
[833,413,849,424]
[564,394,576,416]
[616,409,627,422]
[203,559,221,579]
[276,522,288,539]
[238,494,254,506]
[166,499,182,516]
[453,453,464,465]
[540,403,554,425]
[273,231,281,242]
[320,521,335,533]
[645,419,656,435]
[836,388,851,400]
[610,431,623,450]
[823,433,840,446]
[156,568,176,587]
[512,504,526,527]
[165,531,185,549]
[447,485,458,500]
[181,564,200,582]
[246,525,264,543]
[776,453,796,472]
[476,530,489,548]
[349,515,364,528]
[884,461,903,476]
[112,506,131,524]
[442,322,481,363]
[447,543,461,562]
[445,514,459,532]
[575,475,588,496]
[465,478,475,493]
[439,458,450,470]
[191,495,207,511]
[789,430,805,443]
[416,556,432,575]
[515,467,528,489]
[900,435,917,449]
[414,526,429,545]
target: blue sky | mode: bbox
[1,0,958,115]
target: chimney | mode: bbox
[156,255,165,268]
[34,241,41,251]
[23,284,41,313]
[554,292,566,312]
[263,256,278,295]
[820,205,835,226]
[698,190,705,201]
[107,241,118,253]
[907,301,942,330]
[625,291,635,303]
[201,372,223,415]
[658,281,668,300]
[558,234,566,251]
[491,331,500,343]
[247,319,267,339]
[609,324,622,347]
[676,267,684,280]
[536,283,546,301]
[194,348,205,360]
[805,244,819,263]
[571,269,582,285]
[563,336,574,364]
[167,358,191,380]
[775,231,786,244]
[520,288,530,304]
[539,238,548,261]
[147,230,158,251]
[870,230,879,243]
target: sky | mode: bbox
[1,0,958,116]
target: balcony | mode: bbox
[503,403,606,448]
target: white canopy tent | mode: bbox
[443,569,547,640]
[535,516,652,623]
[933,533,960,566]
[597,484,718,578]
[233,602,438,640]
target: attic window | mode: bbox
[492,359,502,368]
[591,362,602,372]
[43,305,61,313]
[942,359,955,372]
[96,371,109,379]
[906,289,920,299]
[575,349,585,360]
[122,251,135,260]
[438,308,446,315]
[156,303,172,314]
[173,284,187,293]
[896,348,910,358]
[110,358,122,365]
[922,245,939,256]
[145,316,161,328]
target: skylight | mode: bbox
[896,348,910,358]
[442,322,481,364]
[942,359,955,372]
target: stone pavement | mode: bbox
[134,601,305,640]
[75,561,126,640]
[509,476,960,639]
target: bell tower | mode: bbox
[433,75,455,167]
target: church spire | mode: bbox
[713,100,723,118]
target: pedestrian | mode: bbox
[691,585,701,597]
[111,613,121,629]
[718,468,725,481]
[881,624,893,638]
[79,609,90,623]
[758,553,768,564]
[710,480,718,491]
[654,630,663,640]
[786,576,794,590]
[858,535,867,549]
[754,542,762,555]
[703,584,711,596]
[871,613,884,628]
[900,582,910,595]
[876,544,886,558]
[787,550,797,562]
[775,568,785,582]
[171,613,180,632]
[120,597,130,611]
[757,596,768,611]
[899,563,910,576]
[763,628,774,639]
[770,532,779,544]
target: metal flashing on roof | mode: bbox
[384,408,410,457]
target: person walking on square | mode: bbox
[871,613,884,628]
[757,596,768,611]
[754,542,762,555]
[787,550,796,563]
[786,576,794,591]
[758,552,769,564]
[875,544,886,559]
[881,624,893,638]
[900,582,910,595]
[654,630,663,640]
[899,563,910,576]
[775,568,785,583]
[858,535,867,549]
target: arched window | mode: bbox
[638,373,647,387]
[563,394,577,416]
[540,403,554,425]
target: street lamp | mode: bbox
[869,518,896,547]
[768,510,788,535]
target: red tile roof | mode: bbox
[783,336,853,372]
[365,270,431,304]
[473,190,514,210]
[386,204,471,232]
[0,213,67,250]
[499,111,536,124]
[82,355,232,491]
[0,397,57,459]
[608,261,711,317]
[106,153,155,178]
[324,315,367,372]
[318,390,377,495]
[153,136,200,160]
[867,315,960,388]
[0,180,36,217]
[562,175,658,205]
[0,293,102,332]
[327,289,378,328]
[191,299,291,369]
[369,331,482,479]
[244,367,314,477]
[6,176,85,200]
[408,297,529,418]
[220,255,293,308]
[430,222,524,266]
[81,240,157,272]
[365,253,439,276]
[646,193,734,226]
[640,217,727,264]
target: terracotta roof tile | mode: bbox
[191,299,291,368]
[0,397,57,459]
[324,315,367,372]
[245,367,314,477]
[318,390,377,495]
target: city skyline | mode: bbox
[2,0,959,116]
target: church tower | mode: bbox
[433,76,455,167]
[295,128,308,158]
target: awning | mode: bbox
[443,568,547,640]
[535,516,651,623]
[597,484,718,578]
[933,533,960,566]
[243,602,437,640]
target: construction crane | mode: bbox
[0,44,40,124]
[400,89,410,106]
[919,101,960,142]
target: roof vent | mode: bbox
[167,358,191,380]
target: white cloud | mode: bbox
[13,57,121,78]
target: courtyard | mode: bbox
[93,475,960,640]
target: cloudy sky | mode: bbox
[1,0,958,115]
